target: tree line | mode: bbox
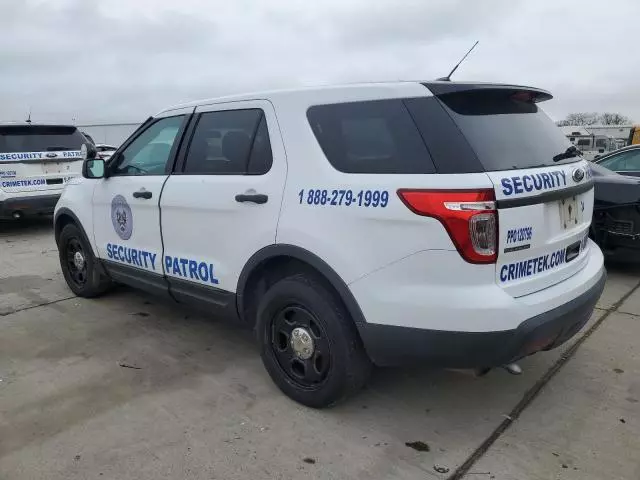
[556,112,633,126]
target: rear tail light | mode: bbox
[397,189,498,264]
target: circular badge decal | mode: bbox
[111,194,133,240]
[572,167,585,183]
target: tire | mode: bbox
[256,273,372,408]
[58,223,112,297]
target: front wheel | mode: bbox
[256,273,372,408]
[58,223,112,297]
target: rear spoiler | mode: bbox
[423,82,553,103]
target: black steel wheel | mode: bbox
[270,305,331,389]
[256,273,372,408]
[65,237,88,289]
[58,223,112,297]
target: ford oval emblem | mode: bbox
[45,152,58,158]
[572,168,585,183]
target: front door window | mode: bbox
[113,116,184,176]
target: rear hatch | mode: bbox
[0,125,86,193]
[420,83,594,297]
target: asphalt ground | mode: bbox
[1,218,638,479]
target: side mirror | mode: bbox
[82,158,106,179]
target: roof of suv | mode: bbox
[0,122,77,128]
[157,81,552,116]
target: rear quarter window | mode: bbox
[307,99,436,174]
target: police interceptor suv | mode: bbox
[54,82,606,408]
[1,123,86,219]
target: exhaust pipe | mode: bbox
[474,362,523,377]
[503,363,522,375]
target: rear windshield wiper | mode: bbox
[553,145,581,162]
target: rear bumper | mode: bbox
[359,268,605,367]
[0,194,60,218]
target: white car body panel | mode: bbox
[350,241,604,332]
[160,100,287,291]
[54,82,605,346]
[0,150,82,195]
[486,160,594,298]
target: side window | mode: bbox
[599,155,621,170]
[307,100,436,174]
[183,109,272,175]
[615,150,640,171]
[247,115,273,175]
[600,151,640,171]
[113,116,184,176]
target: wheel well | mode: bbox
[54,213,76,246]
[240,256,351,328]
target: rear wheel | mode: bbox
[58,223,112,297]
[256,273,372,408]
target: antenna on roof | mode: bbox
[437,41,479,82]
[26,107,32,124]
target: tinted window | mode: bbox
[247,115,273,175]
[404,96,481,174]
[0,125,86,153]
[307,100,436,174]
[599,149,640,171]
[183,109,271,175]
[113,115,184,176]
[432,89,575,171]
[577,139,591,146]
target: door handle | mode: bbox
[235,193,268,204]
[133,189,152,199]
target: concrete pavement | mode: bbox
[0,218,638,480]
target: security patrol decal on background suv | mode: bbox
[54,82,606,408]
[1,123,87,219]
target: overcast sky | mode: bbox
[1,0,637,125]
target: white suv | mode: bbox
[54,82,606,408]
[1,123,86,219]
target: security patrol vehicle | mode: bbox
[54,82,606,408]
[0,123,86,219]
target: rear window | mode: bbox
[0,125,86,153]
[430,89,575,171]
[307,100,436,174]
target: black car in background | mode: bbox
[594,145,640,176]
[590,162,640,260]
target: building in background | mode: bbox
[76,122,141,147]
[561,125,632,147]
[560,125,628,160]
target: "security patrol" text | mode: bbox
[107,243,158,270]
[164,255,219,285]
[501,171,567,196]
